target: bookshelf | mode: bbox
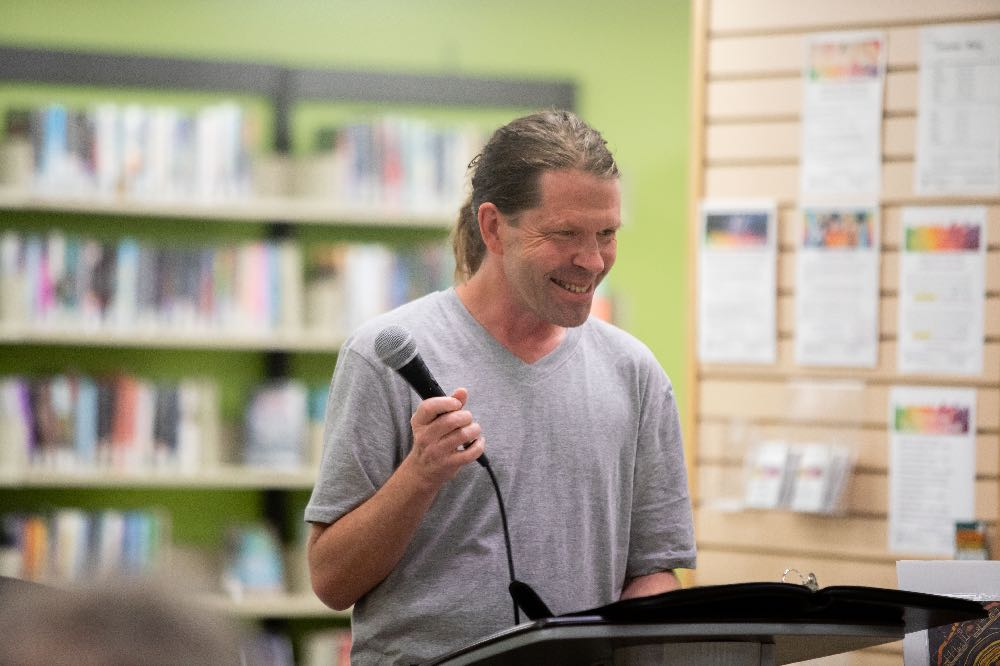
[0,187,457,228]
[0,466,317,490]
[0,44,576,650]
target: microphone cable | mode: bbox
[373,326,525,624]
[479,456,520,625]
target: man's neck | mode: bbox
[455,271,566,364]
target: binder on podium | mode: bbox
[424,581,988,665]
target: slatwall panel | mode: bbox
[688,2,1000,663]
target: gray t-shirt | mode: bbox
[305,289,696,665]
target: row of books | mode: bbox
[743,441,855,514]
[2,104,484,213]
[296,116,484,213]
[0,374,220,474]
[0,373,334,474]
[0,230,453,338]
[5,103,256,201]
[0,508,167,583]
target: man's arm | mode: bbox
[307,389,484,610]
[620,570,682,600]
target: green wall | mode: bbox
[0,0,692,409]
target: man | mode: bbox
[305,110,696,665]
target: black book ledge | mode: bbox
[559,581,986,633]
[424,581,987,665]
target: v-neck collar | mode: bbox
[443,288,583,380]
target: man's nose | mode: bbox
[573,237,607,273]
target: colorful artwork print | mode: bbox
[894,404,971,435]
[808,38,882,81]
[906,224,982,252]
[802,209,874,249]
[927,601,1000,665]
[704,212,769,248]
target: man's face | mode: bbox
[498,168,621,328]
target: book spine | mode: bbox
[74,375,98,467]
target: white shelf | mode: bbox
[0,324,346,352]
[0,188,453,229]
[0,465,317,489]
[196,592,350,619]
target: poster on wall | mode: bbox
[800,30,887,200]
[915,21,1000,196]
[697,200,777,364]
[888,386,976,557]
[794,204,880,367]
[897,206,986,376]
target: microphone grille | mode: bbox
[374,325,417,370]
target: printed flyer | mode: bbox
[897,206,986,376]
[794,205,880,367]
[800,30,886,200]
[888,386,976,556]
[697,200,777,364]
[915,22,1000,195]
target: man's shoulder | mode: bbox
[344,289,454,358]
[582,316,656,361]
[580,317,674,390]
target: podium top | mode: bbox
[424,582,987,666]
[566,581,987,634]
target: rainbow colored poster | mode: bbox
[888,386,976,556]
[697,199,777,364]
[800,30,886,200]
[794,204,880,367]
[897,206,987,376]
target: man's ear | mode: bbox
[478,202,505,255]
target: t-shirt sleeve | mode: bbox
[625,369,697,578]
[304,343,411,525]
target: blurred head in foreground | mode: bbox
[0,577,243,665]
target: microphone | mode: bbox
[374,324,552,626]
[373,325,489,468]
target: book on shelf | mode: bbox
[242,632,295,666]
[301,628,352,666]
[307,384,329,466]
[1,507,168,584]
[1,230,451,342]
[243,379,308,469]
[242,380,329,470]
[0,109,33,189]
[222,523,286,598]
[0,373,220,474]
[303,243,349,338]
[19,101,257,203]
[3,100,493,218]
[297,116,484,214]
